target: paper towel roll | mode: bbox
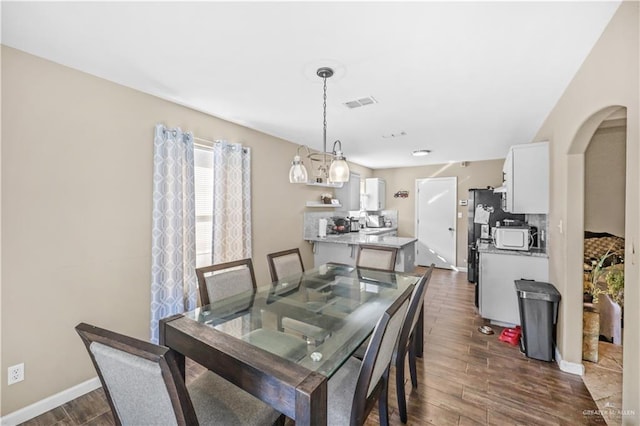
[318,218,327,237]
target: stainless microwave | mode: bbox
[366,215,385,228]
[494,226,531,251]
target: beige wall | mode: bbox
[0,46,371,414]
[373,159,504,268]
[585,123,626,237]
[532,1,639,419]
[0,43,4,413]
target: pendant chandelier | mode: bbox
[289,67,350,184]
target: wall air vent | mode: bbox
[343,96,378,109]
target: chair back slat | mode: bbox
[196,259,257,306]
[393,264,435,423]
[90,342,178,425]
[267,248,304,282]
[75,323,197,426]
[350,284,412,423]
[365,297,410,397]
[356,245,398,271]
[407,265,434,341]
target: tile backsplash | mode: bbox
[525,214,548,250]
[303,210,398,239]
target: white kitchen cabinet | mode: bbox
[479,252,549,326]
[334,172,361,211]
[502,141,549,214]
[364,178,386,211]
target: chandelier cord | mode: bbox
[322,74,328,163]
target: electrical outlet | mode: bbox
[8,363,24,385]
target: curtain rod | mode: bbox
[162,127,216,146]
[161,126,248,152]
[194,136,214,143]
[193,136,216,148]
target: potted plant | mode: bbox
[582,249,612,362]
[583,250,611,304]
[582,248,624,361]
[605,267,624,306]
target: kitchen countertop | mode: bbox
[307,232,417,248]
[358,227,396,235]
[477,242,548,258]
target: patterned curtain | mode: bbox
[211,141,252,263]
[150,124,197,343]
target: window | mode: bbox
[194,141,252,266]
[195,146,213,267]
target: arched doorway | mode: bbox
[567,105,628,422]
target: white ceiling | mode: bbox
[2,1,621,169]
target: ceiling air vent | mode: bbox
[343,96,378,109]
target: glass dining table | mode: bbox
[160,263,421,426]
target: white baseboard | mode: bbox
[455,266,468,272]
[555,346,585,376]
[1,377,101,426]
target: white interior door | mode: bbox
[415,177,457,269]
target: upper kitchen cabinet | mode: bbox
[334,172,361,211]
[364,178,386,211]
[501,141,549,214]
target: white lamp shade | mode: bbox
[329,158,350,183]
[289,156,308,183]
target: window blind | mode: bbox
[195,147,213,267]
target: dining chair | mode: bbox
[196,258,257,306]
[350,264,434,423]
[326,284,412,426]
[356,244,398,271]
[197,259,308,359]
[266,248,304,282]
[266,248,329,345]
[394,264,434,423]
[75,322,284,426]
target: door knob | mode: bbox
[448,227,454,231]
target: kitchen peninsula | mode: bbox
[306,233,417,273]
[303,210,417,272]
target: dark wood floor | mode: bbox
[20,268,604,425]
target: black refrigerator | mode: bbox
[467,188,524,306]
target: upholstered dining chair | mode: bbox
[266,248,304,282]
[75,322,284,426]
[356,244,398,271]
[196,258,257,307]
[196,259,308,360]
[327,284,412,426]
[266,248,329,345]
[394,264,434,423]
[351,264,434,423]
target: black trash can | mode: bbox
[515,280,561,362]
